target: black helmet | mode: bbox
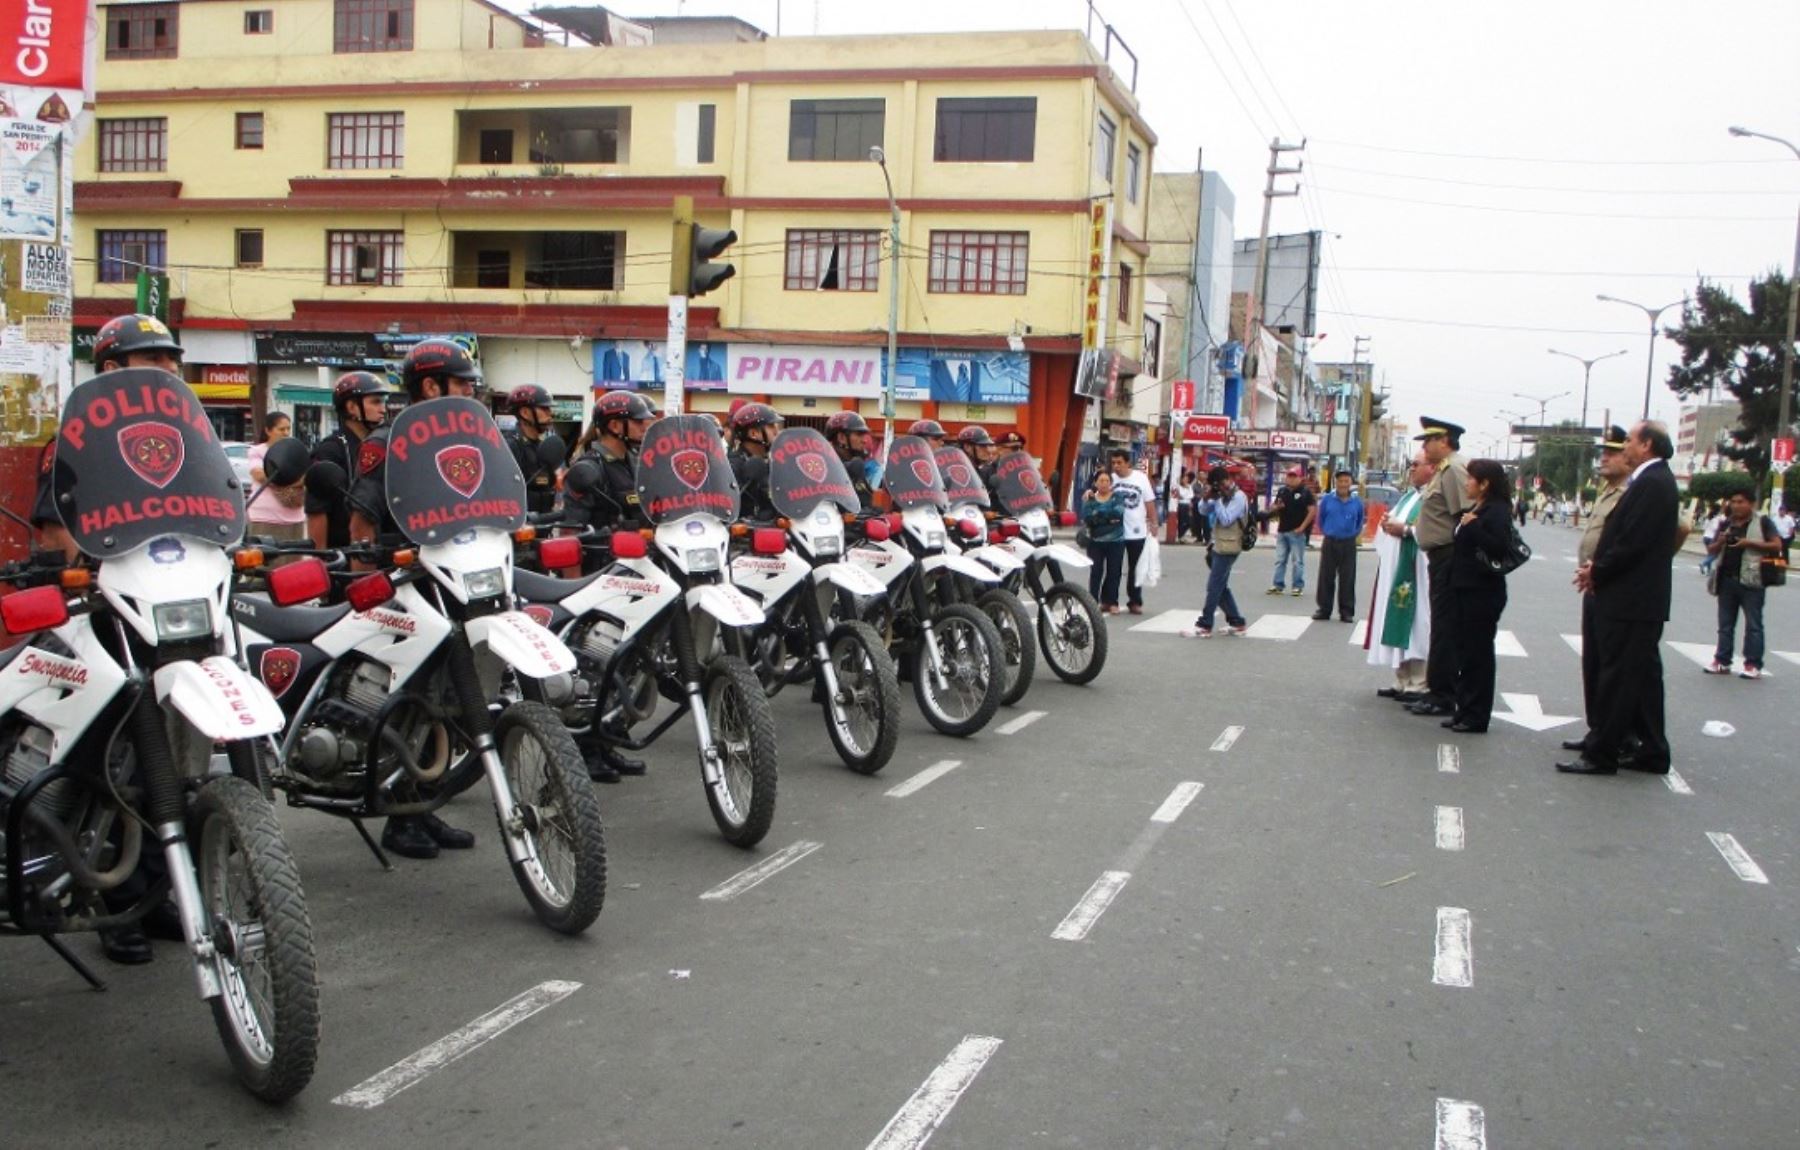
[93,313,182,369]
[507,383,553,411]
[594,390,657,424]
[400,339,480,399]
[332,370,390,418]
[957,426,995,447]
[730,402,782,438]
[908,419,946,440]
[825,411,870,435]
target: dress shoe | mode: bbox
[1392,691,1428,704]
[100,924,153,965]
[1442,720,1488,733]
[1559,737,1589,752]
[421,813,474,850]
[1127,605,1143,615]
[1409,700,1454,717]
[1339,615,1355,623]
[1376,687,1402,699]
[381,817,440,860]
[1554,758,1618,776]
[1312,612,1330,621]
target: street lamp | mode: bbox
[1546,347,1629,430]
[1513,392,1568,494]
[1596,293,1682,421]
[869,145,901,475]
[1499,408,1531,462]
[1728,125,1800,489]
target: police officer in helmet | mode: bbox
[504,383,559,515]
[728,402,784,523]
[907,419,947,448]
[307,370,389,549]
[826,411,876,507]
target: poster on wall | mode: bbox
[892,348,1029,405]
[592,338,727,391]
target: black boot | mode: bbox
[599,743,647,777]
[420,813,474,850]
[381,816,439,860]
[100,923,153,965]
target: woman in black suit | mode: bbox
[1444,459,1515,733]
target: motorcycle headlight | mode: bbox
[814,535,841,557]
[686,548,721,573]
[1027,526,1050,544]
[926,530,945,549]
[152,599,213,642]
[464,567,507,600]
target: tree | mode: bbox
[1516,420,1594,499]
[1686,470,1757,506]
[1665,272,1794,484]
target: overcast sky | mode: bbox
[589,0,1799,457]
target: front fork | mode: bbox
[670,608,724,789]
[800,580,846,724]
[443,631,539,872]
[911,571,952,692]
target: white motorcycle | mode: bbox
[0,368,319,1101]
[237,397,606,936]
[934,446,1038,705]
[987,453,1108,684]
[518,414,779,848]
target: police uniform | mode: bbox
[730,450,776,523]
[565,444,644,532]
[306,428,373,547]
[346,428,398,537]
[1406,418,1469,713]
[507,430,558,516]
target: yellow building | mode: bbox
[77,1,1154,485]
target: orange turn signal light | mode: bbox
[392,549,417,567]
[513,526,537,544]
[233,549,265,571]
[59,568,91,590]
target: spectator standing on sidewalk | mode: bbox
[1267,466,1317,597]
[1172,471,1196,543]
[1181,466,1251,638]
[1082,470,1127,614]
[1405,417,1470,719]
[1110,449,1159,615]
[1313,472,1365,622]
[1703,490,1782,679]
[1563,426,1631,759]
[1774,501,1795,559]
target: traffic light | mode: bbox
[687,223,737,297]
[1368,391,1388,423]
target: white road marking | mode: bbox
[1052,870,1132,941]
[1561,633,1583,656]
[1130,608,1202,634]
[1245,613,1313,641]
[885,760,963,798]
[1493,630,1527,658]
[1664,769,1694,796]
[995,710,1047,735]
[1776,651,1800,667]
[699,840,823,901]
[1438,744,1460,774]
[1348,618,1371,645]
[1492,692,1578,732]
[333,980,582,1109]
[1432,907,1474,987]
[1435,1098,1487,1149]
[865,1035,1004,1150]
[1707,832,1769,884]
[1435,806,1465,851]
[1211,725,1244,752]
[1150,781,1204,824]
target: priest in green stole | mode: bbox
[1366,452,1435,696]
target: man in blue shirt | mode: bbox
[1312,471,1366,622]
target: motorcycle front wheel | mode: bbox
[1036,581,1108,685]
[912,603,1004,737]
[703,656,779,848]
[495,701,608,935]
[977,588,1037,706]
[821,621,902,775]
[193,776,320,1103]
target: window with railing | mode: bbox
[327,230,404,286]
[784,230,881,292]
[927,231,1029,296]
[333,0,412,53]
[327,112,404,169]
[98,230,166,283]
[97,118,167,173]
[788,99,884,162]
[105,4,178,59]
[933,98,1036,163]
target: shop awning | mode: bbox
[275,387,333,404]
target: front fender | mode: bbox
[964,544,1026,574]
[921,553,1002,583]
[1036,542,1092,570]
[813,561,887,597]
[688,583,767,628]
[154,657,285,739]
[466,611,578,679]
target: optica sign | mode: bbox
[1182,415,1229,445]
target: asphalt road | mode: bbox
[3,519,1796,1148]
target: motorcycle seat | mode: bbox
[513,566,603,605]
[231,594,352,643]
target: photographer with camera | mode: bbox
[1702,489,1783,679]
[1180,466,1251,638]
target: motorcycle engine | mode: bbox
[573,618,658,724]
[0,724,75,899]
[289,660,392,788]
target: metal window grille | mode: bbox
[327,230,404,286]
[927,231,1029,296]
[784,230,881,292]
[933,97,1037,163]
[105,5,179,59]
[97,118,167,173]
[236,113,264,150]
[333,0,413,53]
[327,112,405,169]
[98,230,166,283]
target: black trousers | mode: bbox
[1451,588,1506,729]
[1316,537,1358,617]
[1123,538,1146,607]
[1589,613,1669,768]
[1424,548,1456,700]
[1579,593,1599,732]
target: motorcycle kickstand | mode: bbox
[40,933,107,992]
[351,818,396,872]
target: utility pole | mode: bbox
[1349,334,1370,478]
[1242,138,1303,428]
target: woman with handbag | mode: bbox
[247,411,309,542]
[1083,470,1128,613]
[1445,459,1517,733]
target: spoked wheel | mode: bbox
[821,622,902,775]
[703,656,779,848]
[1036,581,1108,685]
[495,701,607,935]
[193,776,320,1103]
[911,603,1004,737]
[977,588,1037,706]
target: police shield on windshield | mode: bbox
[991,451,1053,516]
[52,367,247,557]
[934,447,989,508]
[636,414,740,525]
[767,427,859,518]
[384,396,526,545]
[882,435,946,510]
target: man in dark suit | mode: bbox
[1557,420,1679,776]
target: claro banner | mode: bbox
[0,0,90,93]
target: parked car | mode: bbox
[222,441,254,490]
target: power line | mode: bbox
[1304,185,1793,222]
[1310,138,1796,166]
[1309,160,1800,197]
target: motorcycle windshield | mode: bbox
[52,367,247,558]
[636,414,740,525]
[991,452,1054,516]
[934,447,989,509]
[882,435,946,510]
[768,427,860,518]
[383,396,526,545]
